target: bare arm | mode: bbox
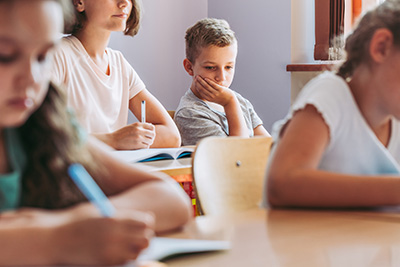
[0,206,154,265]
[93,89,181,150]
[194,76,249,137]
[130,89,181,148]
[267,104,400,208]
[0,137,192,265]
[92,122,156,150]
[87,137,193,233]
[254,125,270,136]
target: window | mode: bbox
[314,0,384,61]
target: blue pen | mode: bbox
[68,163,116,217]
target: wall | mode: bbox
[109,0,291,131]
[291,0,314,63]
[208,0,291,131]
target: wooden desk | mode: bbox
[161,208,400,266]
[134,158,198,215]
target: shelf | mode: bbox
[286,61,342,72]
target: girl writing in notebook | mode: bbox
[52,0,181,150]
[0,0,191,265]
[266,0,400,208]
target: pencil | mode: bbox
[141,100,146,123]
[68,163,116,217]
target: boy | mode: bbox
[174,18,270,146]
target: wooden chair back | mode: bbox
[192,136,273,215]
[167,110,175,119]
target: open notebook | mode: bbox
[111,147,194,163]
[137,237,230,261]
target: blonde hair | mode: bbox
[65,0,142,36]
[185,18,237,64]
[337,0,400,80]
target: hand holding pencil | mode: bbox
[65,163,155,264]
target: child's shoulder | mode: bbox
[55,35,86,60]
[176,90,211,117]
[304,72,345,91]
[295,72,349,103]
[177,90,204,107]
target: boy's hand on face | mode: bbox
[194,75,234,106]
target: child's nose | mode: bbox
[118,0,130,8]
[214,69,226,82]
[16,59,40,92]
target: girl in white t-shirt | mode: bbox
[52,0,181,150]
[265,0,400,208]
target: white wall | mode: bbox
[208,0,291,131]
[109,0,291,131]
[291,0,314,63]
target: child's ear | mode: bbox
[73,0,85,12]
[183,59,194,76]
[369,28,393,63]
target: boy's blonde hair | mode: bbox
[185,18,237,64]
[65,0,142,36]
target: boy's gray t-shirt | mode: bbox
[174,89,263,146]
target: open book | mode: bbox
[111,147,194,163]
[137,237,230,262]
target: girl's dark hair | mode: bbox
[18,83,100,209]
[65,0,142,37]
[337,0,400,80]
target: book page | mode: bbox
[111,147,194,163]
[137,237,230,261]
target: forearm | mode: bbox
[0,209,75,265]
[92,132,116,149]
[268,169,400,208]
[109,176,192,233]
[224,96,249,137]
[254,125,271,136]
[0,226,58,265]
[87,139,192,231]
[151,124,181,148]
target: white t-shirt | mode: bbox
[52,35,145,133]
[262,72,400,206]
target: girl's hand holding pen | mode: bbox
[54,207,155,266]
[0,206,155,265]
[107,123,156,150]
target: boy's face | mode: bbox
[185,43,237,88]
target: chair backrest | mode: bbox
[167,110,175,119]
[192,136,273,215]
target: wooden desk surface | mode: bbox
[161,208,400,267]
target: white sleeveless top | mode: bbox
[262,72,400,206]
